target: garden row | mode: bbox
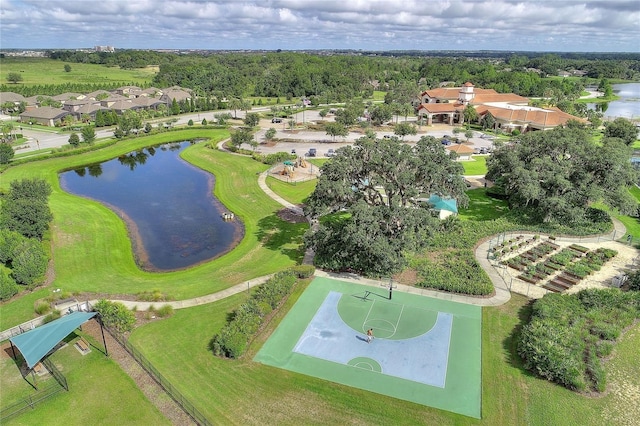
[495,234,619,293]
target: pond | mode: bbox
[587,82,640,120]
[59,141,244,271]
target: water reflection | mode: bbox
[60,141,244,271]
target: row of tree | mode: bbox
[0,178,53,300]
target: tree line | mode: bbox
[32,50,639,103]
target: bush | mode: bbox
[0,229,27,263]
[43,310,61,324]
[210,271,297,358]
[0,270,19,301]
[518,289,640,393]
[289,264,315,278]
[156,305,174,318]
[34,300,51,315]
[93,299,136,333]
[11,239,48,288]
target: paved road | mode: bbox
[5,107,498,158]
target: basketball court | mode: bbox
[254,277,482,418]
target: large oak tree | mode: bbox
[486,126,637,224]
[304,136,469,275]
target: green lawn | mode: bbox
[459,188,509,221]
[462,156,488,176]
[265,176,317,205]
[0,58,156,87]
[128,284,640,425]
[0,129,307,327]
[1,333,168,426]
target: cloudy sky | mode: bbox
[1,0,639,52]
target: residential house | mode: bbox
[20,106,70,126]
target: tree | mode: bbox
[7,72,23,84]
[64,64,72,72]
[215,112,231,125]
[170,98,180,115]
[304,136,469,275]
[325,122,348,141]
[230,128,253,149]
[10,239,47,288]
[0,143,14,164]
[369,104,393,126]
[81,126,96,143]
[463,104,479,127]
[1,178,53,239]
[244,112,260,127]
[486,127,638,224]
[264,127,277,142]
[68,132,80,147]
[144,122,152,133]
[604,118,639,145]
[393,122,417,140]
[480,111,496,131]
[93,300,136,333]
[465,129,474,142]
[0,270,19,301]
[188,119,194,126]
[306,136,469,217]
[228,97,243,119]
[201,118,207,125]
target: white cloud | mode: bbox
[1,0,638,51]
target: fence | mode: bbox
[107,329,212,426]
[0,367,66,422]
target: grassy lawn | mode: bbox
[0,129,307,327]
[128,285,640,425]
[462,155,488,176]
[265,176,317,205]
[458,189,509,221]
[1,334,168,426]
[0,58,156,87]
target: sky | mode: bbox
[1,0,639,52]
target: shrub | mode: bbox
[43,310,61,324]
[34,300,51,315]
[0,270,19,301]
[93,299,136,333]
[210,271,297,358]
[289,264,315,278]
[11,239,48,288]
[156,305,174,318]
[518,289,640,393]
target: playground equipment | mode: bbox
[281,160,295,177]
[297,156,307,168]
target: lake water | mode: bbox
[59,141,243,271]
[587,82,640,119]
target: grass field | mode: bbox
[0,333,168,426]
[3,127,640,424]
[459,188,509,221]
[0,58,156,87]
[462,155,488,175]
[265,176,317,205]
[0,129,307,328]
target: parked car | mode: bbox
[272,118,283,123]
[307,148,317,157]
[291,149,296,154]
[479,147,488,154]
[326,149,335,157]
[441,138,452,146]
[480,133,495,140]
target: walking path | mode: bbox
[94,144,632,311]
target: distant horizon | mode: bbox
[2,47,639,55]
[1,1,638,53]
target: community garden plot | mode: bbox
[255,277,482,419]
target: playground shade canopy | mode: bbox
[9,311,97,369]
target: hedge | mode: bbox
[518,289,640,392]
[210,271,297,358]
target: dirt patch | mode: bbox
[277,208,307,224]
[394,269,420,286]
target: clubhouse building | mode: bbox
[417,82,582,133]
